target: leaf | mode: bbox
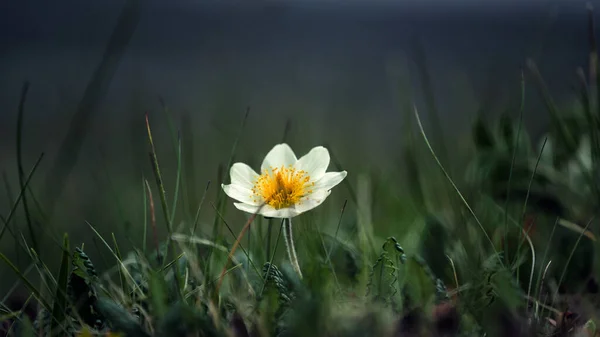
[95,297,149,337]
[77,326,93,337]
[498,113,515,152]
[148,270,168,318]
[558,218,597,242]
[366,237,407,308]
[261,262,294,309]
[68,247,104,329]
[489,268,524,313]
[583,319,597,337]
[156,302,218,337]
[472,115,495,151]
[19,316,36,337]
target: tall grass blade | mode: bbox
[410,37,448,165]
[527,59,577,154]
[0,153,44,242]
[112,233,129,301]
[170,134,182,227]
[206,108,250,291]
[42,0,143,217]
[503,70,525,263]
[414,105,503,266]
[142,176,148,254]
[145,113,183,297]
[553,216,595,305]
[15,81,38,253]
[181,112,197,221]
[192,181,211,235]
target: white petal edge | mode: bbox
[261,206,302,218]
[222,183,261,205]
[312,171,347,192]
[261,143,298,173]
[294,146,330,181]
[229,162,259,189]
[233,202,301,218]
[296,189,331,213]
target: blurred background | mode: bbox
[0,0,596,291]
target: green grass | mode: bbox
[4,5,600,337]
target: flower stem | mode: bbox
[283,218,302,279]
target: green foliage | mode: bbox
[366,237,406,309]
[6,7,600,337]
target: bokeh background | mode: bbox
[0,0,595,291]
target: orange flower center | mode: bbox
[251,165,314,209]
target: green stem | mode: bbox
[283,218,302,279]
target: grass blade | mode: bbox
[553,216,595,305]
[205,108,250,290]
[112,233,129,301]
[192,181,211,235]
[0,252,52,311]
[211,202,263,281]
[181,112,197,222]
[15,81,38,253]
[41,0,143,217]
[145,113,182,297]
[170,134,182,227]
[414,105,503,266]
[0,153,44,243]
[142,175,148,254]
[50,233,70,335]
[503,70,525,262]
[215,204,265,295]
[86,221,143,296]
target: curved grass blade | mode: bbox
[557,218,596,241]
[414,105,503,267]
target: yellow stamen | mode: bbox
[251,165,312,209]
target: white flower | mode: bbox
[221,143,347,218]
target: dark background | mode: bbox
[0,0,596,290]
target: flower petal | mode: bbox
[313,171,347,192]
[221,184,263,205]
[222,183,261,205]
[233,202,301,218]
[229,162,259,189]
[295,146,330,181]
[261,206,302,218]
[232,202,264,215]
[261,143,297,173]
[296,189,331,213]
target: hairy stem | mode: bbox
[283,218,302,279]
